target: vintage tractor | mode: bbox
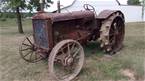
[19,4,125,81]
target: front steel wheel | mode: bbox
[48,39,85,81]
[19,35,45,63]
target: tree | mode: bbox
[127,0,141,5]
[3,0,27,33]
[28,0,53,11]
[2,0,52,34]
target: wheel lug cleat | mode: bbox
[100,43,104,48]
[107,48,111,52]
[105,42,109,45]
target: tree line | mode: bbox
[127,0,145,5]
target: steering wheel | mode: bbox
[83,4,95,12]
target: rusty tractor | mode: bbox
[19,4,125,81]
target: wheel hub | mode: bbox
[65,57,74,66]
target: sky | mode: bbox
[117,0,127,4]
[45,0,128,12]
[51,0,128,5]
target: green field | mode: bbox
[0,19,145,81]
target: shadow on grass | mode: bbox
[84,41,104,58]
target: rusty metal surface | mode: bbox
[21,6,125,63]
[97,10,124,19]
[33,11,95,22]
[31,9,125,55]
[32,10,95,52]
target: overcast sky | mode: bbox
[51,0,128,5]
[45,0,127,12]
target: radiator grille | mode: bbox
[33,20,49,48]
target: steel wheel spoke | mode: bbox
[22,43,32,47]
[70,43,75,52]
[73,48,81,57]
[39,54,43,58]
[58,47,66,55]
[23,50,33,57]
[67,43,71,56]
[35,52,42,61]
[35,52,38,60]
[26,37,33,45]
[29,52,33,61]
[61,49,65,55]
[21,47,31,51]
[58,45,68,52]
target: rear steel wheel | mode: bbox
[48,39,84,81]
[99,12,125,54]
[19,35,45,63]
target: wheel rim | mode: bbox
[19,35,44,63]
[109,17,125,53]
[49,40,84,81]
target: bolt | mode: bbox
[100,43,104,48]
[105,41,109,45]
[98,38,102,42]
[106,26,110,29]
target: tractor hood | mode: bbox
[32,10,95,22]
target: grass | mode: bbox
[0,19,145,81]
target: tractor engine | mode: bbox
[50,11,96,44]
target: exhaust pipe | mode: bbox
[39,0,44,11]
[57,0,61,13]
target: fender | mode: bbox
[96,10,125,20]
